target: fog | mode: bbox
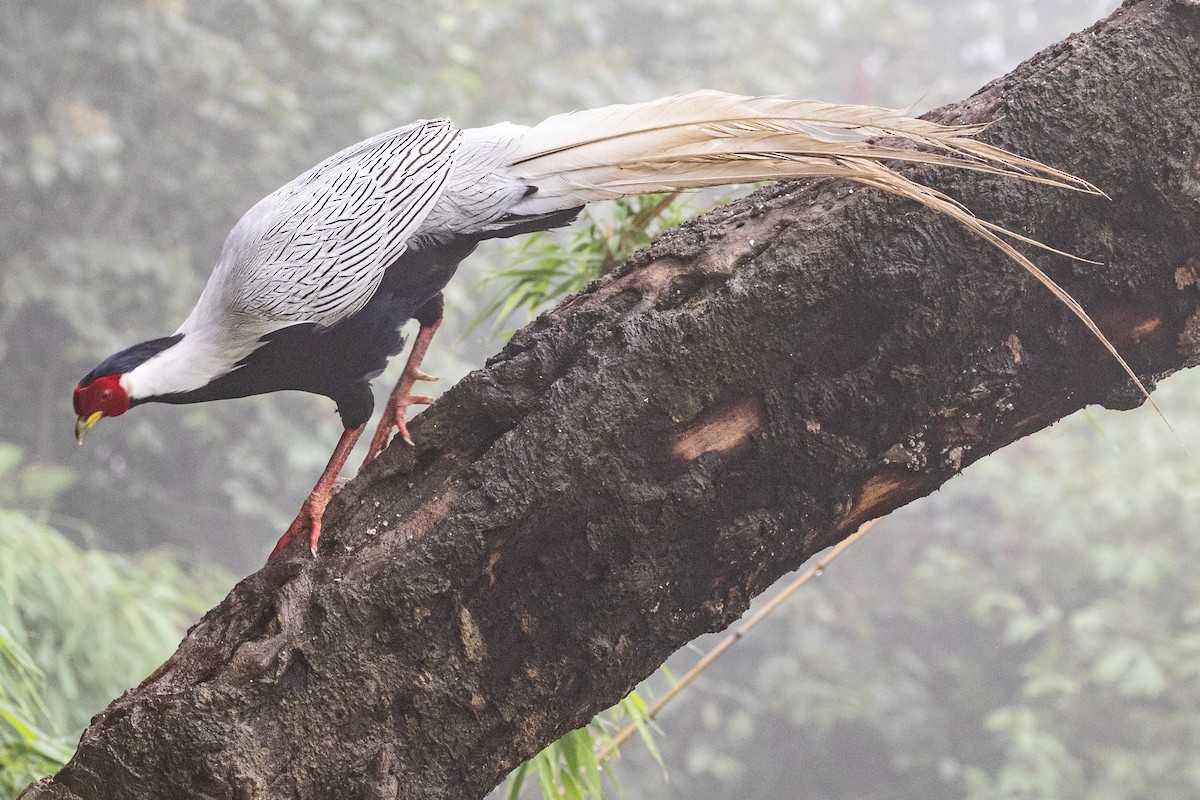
[10,1,1200,797]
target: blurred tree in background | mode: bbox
[11,1,1200,798]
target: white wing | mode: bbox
[226,119,461,329]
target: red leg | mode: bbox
[363,314,442,464]
[271,424,365,558]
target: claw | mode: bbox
[413,370,441,382]
[272,496,326,558]
[307,514,322,556]
[393,394,432,447]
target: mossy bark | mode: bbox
[21,1,1200,797]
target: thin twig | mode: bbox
[596,518,880,762]
[631,191,682,230]
[598,191,682,275]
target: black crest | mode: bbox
[79,334,184,387]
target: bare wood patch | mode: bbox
[669,395,764,461]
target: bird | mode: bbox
[72,90,1132,558]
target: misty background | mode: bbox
[8,0,1200,797]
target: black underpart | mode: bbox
[413,293,444,329]
[79,334,184,387]
[149,236,478,428]
[135,209,585,428]
[466,205,583,239]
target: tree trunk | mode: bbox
[22,1,1200,797]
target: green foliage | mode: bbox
[0,509,232,795]
[504,689,665,800]
[0,628,75,796]
[476,193,696,334]
[475,230,605,331]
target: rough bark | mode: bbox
[22,1,1200,797]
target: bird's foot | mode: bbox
[271,487,332,558]
[363,370,440,463]
[392,388,436,447]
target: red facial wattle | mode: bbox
[73,375,131,420]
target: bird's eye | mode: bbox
[100,389,112,401]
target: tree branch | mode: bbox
[22,1,1200,797]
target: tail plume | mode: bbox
[502,91,1161,422]
[503,90,1099,212]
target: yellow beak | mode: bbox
[75,411,103,445]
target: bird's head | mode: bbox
[72,334,186,445]
[73,374,131,444]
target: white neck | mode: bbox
[121,331,254,400]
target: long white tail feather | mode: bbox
[840,159,1166,427]
[493,90,1159,423]
[502,91,1099,213]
